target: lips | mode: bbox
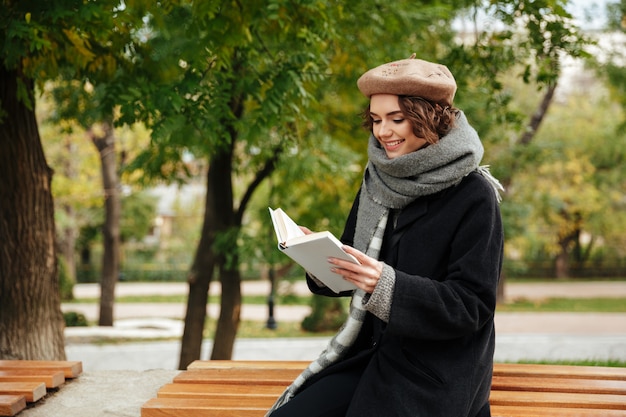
[383,139,404,149]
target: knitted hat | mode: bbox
[357,54,457,107]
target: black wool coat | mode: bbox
[307,171,504,417]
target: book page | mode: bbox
[268,208,358,293]
[281,231,358,293]
[268,207,304,243]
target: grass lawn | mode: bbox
[496,297,626,312]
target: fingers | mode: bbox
[299,226,313,235]
[329,246,383,293]
[342,245,376,267]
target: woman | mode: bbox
[267,55,504,417]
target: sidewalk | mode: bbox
[72,279,626,299]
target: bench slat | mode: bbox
[142,398,268,417]
[188,360,626,381]
[492,375,626,395]
[158,383,285,399]
[490,390,626,410]
[187,360,308,370]
[0,370,66,388]
[0,360,82,379]
[0,382,47,403]
[174,368,300,386]
[161,376,626,399]
[492,405,626,417]
[493,363,626,381]
[0,395,26,417]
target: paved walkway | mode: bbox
[73,280,626,299]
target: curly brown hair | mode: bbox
[362,96,458,145]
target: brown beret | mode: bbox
[357,54,457,107]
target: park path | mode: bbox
[73,279,626,299]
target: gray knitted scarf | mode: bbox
[354,110,503,250]
[266,111,502,416]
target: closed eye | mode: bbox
[372,118,404,124]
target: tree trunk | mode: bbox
[0,66,66,360]
[208,146,242,360]
[88,120,121,326]
[58,136,78,297]
[179,57,282,364]
[555,245,570,279]
[555,211,580,280]
[178,149,235,368]
[211,259,242,360]
[518,83,557,146]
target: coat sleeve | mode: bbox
[387,174,503,341]
[304,189,362,298]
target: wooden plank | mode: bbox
[158,383,285,399]
[492,375,626,395]
[0,360,82,378]
[189,361,626,381]
[494,363,626,381]
[492,405,626,417]
[0,369,66,388]
[141,398,267,417]
[490,390,626,410]
[0,395,26,417]
[174,368,300,386]
[0,382,47,402]
[187,360,308,370]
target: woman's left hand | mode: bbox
[329,245,383,293]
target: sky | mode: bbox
[567,0,612,30]
[453,0,614,32]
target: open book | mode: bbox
[269,207,358,293]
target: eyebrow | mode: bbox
[369,110,403,117]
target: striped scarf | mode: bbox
[265,213,388,415]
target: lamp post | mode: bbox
[266,266,277,329]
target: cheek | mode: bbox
[400,124,415,138]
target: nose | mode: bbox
[378,120,393,138]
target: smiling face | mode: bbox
[369,94,428,159]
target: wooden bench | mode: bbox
[0,360,83,416]
[141,360,626,417]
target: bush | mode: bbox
[301,296,347,332]
[64,311,88,327]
